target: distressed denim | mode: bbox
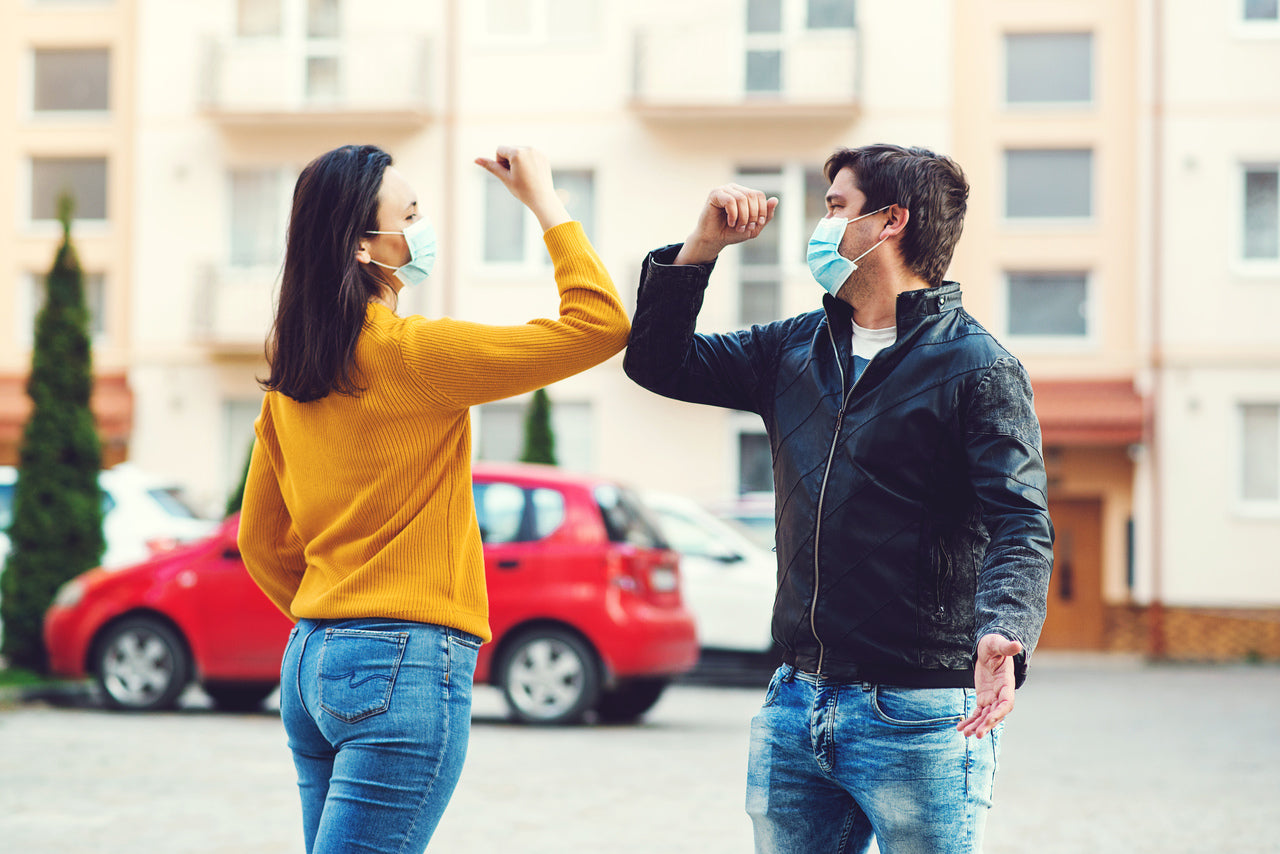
[746,665,1000,854]
[280,618,481,854]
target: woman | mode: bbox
[238,144,629,853]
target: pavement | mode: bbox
[1,653,1278,853]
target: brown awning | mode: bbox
[0,372,133,465]
[1032,378,1144,447]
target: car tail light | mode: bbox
[607,548,682,604]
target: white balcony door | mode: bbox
[235,0,342,104]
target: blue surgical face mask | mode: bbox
[806,205,892,296]
[366,217,437,287]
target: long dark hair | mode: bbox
[261,144,393,402]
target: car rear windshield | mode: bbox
[147,487,202,519]
[594,485,667,549]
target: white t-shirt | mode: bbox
[851,319,896,381]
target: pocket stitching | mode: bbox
[318,629,410,724]
[871,686,965,727]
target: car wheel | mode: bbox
[594,678,669,724]
[498,628,600,725]
[203,682,276,712]
[93,617,191,711]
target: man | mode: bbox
[624,144,1053,853]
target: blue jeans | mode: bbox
[279,618,481,854]
[746,665,1001,854]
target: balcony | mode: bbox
[630,26,861,123]
[192,266,275,356]
[200,36,434,128]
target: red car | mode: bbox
[43,463,699,725]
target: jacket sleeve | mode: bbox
[963,356,1055,686]
[237,398,306,621]
[622,244,775,414]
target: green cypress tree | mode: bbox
[1,195,105,672]
[224,438,254,518]
[519,387,558,466]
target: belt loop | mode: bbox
[780,663,796,683]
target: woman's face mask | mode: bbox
[366,217,437,288]
[806,205,891,296]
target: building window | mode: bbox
[33,48,110,112]
[1244,0,1279,22]
[237,0,283,37]
[19,272,107,345]
[1006,272,1089,338]
[1244,165,1279,260]
[482,0,599,42]
[738,432,773,494]
[737,167,784,325]
[229,169,286,268]
[223,399,261,500]
[807,0,855,29]
[30,157,108,222]
[482,169,595,265]
[1004,33,1092,104]
[1241,403,1279,504]
[1005,149,1092,220]
[476,399,594,472]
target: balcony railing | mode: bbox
[630,25,861,121]
[192,265,276,354]
[201,36,434,125]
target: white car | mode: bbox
[0,463,217,571]
[642,491,777,654]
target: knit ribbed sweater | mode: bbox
[238,222,629,642]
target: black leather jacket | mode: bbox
[624,245,1054,687]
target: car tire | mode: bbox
[93,616,191,711]
[203,681,276,712]
[498,628,600,726]
[594,678,668,724]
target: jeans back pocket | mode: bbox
[318,629,410,723]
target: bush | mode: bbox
[0,196,105,672]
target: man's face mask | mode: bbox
[366,217,437,288]
[806,205,892,296]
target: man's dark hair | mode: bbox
[824,144,969,287]
[262,144,393,402]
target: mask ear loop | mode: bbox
[848,206,894,266]
[363,230,405,271]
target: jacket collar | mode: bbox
[821,281,963,332]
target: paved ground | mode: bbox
[1,655,1278,853]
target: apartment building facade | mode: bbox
[1,0,136,467]
[4,0,1277,654]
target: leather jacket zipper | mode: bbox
[812,320,868,674]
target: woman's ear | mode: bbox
[355,239,372,265]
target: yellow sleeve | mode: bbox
[237,397,305,620]
[400,221,630,407]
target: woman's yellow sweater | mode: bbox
[238,222,629,642]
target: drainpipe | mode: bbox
[1145,0,1167,659]
[440,0,459,318]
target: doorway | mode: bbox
[1037,498,1105,649]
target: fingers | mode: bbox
[709,184,773,231]
[956,696,1013,739]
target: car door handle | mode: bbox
[497,559,520,570]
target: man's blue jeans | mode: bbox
[746,665,1001,854]
[280,618,481,853]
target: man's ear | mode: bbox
[881,205,909,241]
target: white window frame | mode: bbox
[1001,31,1093,109]
[999,270,1098,353]
[1001,147,1096,228]
[473,396,595,473]
[1236,161,1280,274]
[1236,401,1280,517]
[730,413,773,496]
[744,0,855,96]
[477,166,597,274]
